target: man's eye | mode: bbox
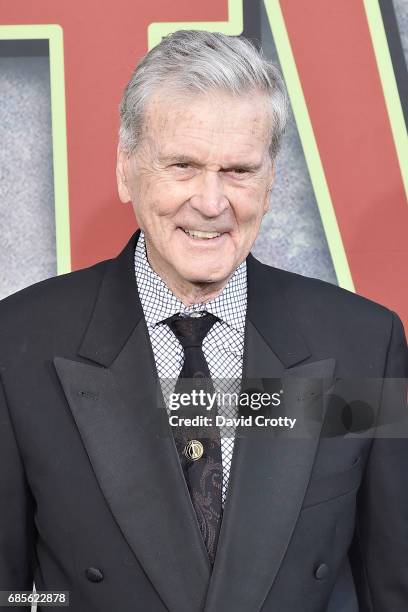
[227,168,249,175]
[220,167,249,175]
[174,162,190,169]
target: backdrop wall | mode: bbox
[0,0,407,328]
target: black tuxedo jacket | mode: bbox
[0,229,407,612]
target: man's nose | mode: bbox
[189,170,229,216]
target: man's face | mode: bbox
[117,88,275,296]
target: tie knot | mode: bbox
[163,312,219,349]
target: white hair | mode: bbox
[119,30,289,160]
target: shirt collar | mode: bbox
[134,230,247,333]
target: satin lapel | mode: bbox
[204,255,336,612]
[54,230,211,612]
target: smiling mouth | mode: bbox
[180,228,223,240]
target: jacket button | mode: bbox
[85,567,104,582]
[314,563,329,580]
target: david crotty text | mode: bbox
[169,415,297,429]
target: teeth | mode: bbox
[183,229,221,239]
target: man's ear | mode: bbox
[116,146,132,203]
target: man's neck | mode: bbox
[168,278,230,306]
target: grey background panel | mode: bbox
[252,121,337,284]
[244,0,337,284]
[0,52,56,300]
[394,0,408,62]
[251,0,337,284]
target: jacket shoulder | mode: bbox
[259,262,406,374]
[263,262,393,322]
[0,259,109,331]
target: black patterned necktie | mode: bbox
[163,311,223,566]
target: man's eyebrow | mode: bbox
[159,154,199,165]
[159,154,262,170]
[220,162,262,172]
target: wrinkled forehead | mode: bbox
[140,86,273,161]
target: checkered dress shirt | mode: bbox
[134,230,247,506]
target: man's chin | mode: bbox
[170,258,233,287]
[179,269,230,286]
[172,248,234,279]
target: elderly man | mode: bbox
[0,30,407,612]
